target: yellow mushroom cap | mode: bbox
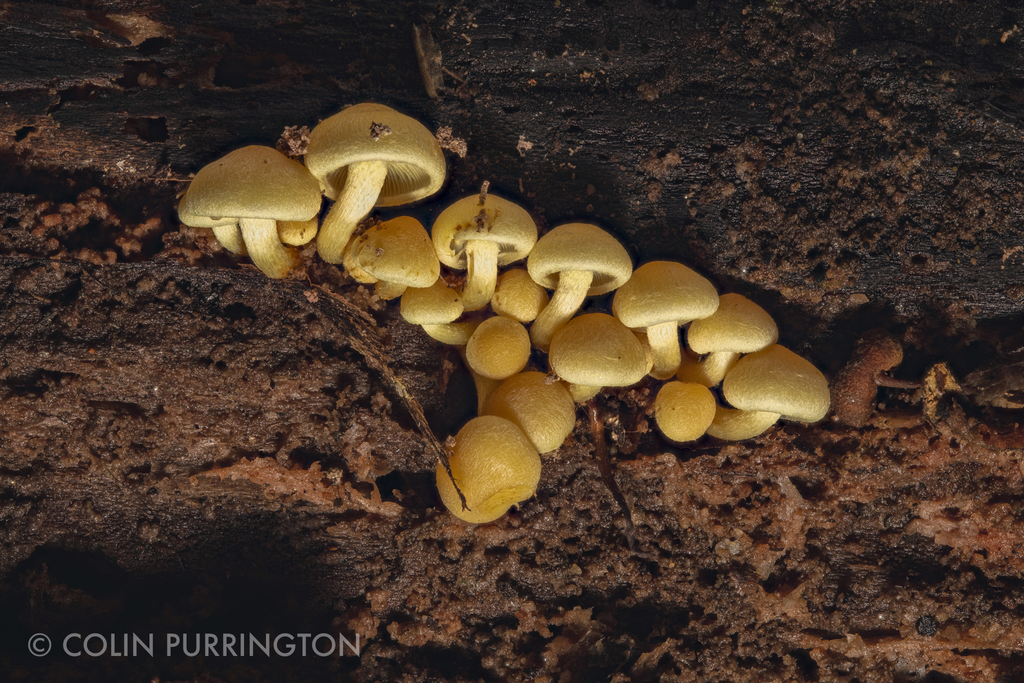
[345,216,440,297]
[465,316,531,380]
[177,146,321,226]
[178,192,237,229]
[432,194,537,269]
[400,277,463,325]
[435,415,542,524]
[548,313,648,388]
[653,381,716,442]
[705,404,781,441]
[490,268,549,323]
[722,344,830,423]
[687,293,778,354]
[482,371,576,453]
[612,261,719,329]
[527,223,633,296]
[304,103,446,206]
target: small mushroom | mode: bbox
[342,216,440,300]
[704,405,781,441]
[400,277,478,345]
[548,313,648,402]
[177,146,322,278]
[277,217,319,246]
[304,103,447,263]
[490,268,549,323]
[831,328,908,427]
[612,261,719,379]
[527,223,633,351]
[722,344,830,424]
[482,371,576,453]
[653,381,717,442]
[435,415,542,524]
[465,315,531,380]
[432,193,538,311]
[686,293,778,386]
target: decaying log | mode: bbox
[2,1,1024,681]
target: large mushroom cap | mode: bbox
[432,193,537,269]
[612,261,719,329]
[687,293,778,354]
[346,216,440,295]
[304,103,446,206]
[548,313,648,388]
[527,223,633,296]
[722,344,830,423]
[177,146,321,225]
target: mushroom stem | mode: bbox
[317,159,389,263]
[471,371,502,414]
[676,349,715,387]
[699,351,740,386]
[238,218,299,279]
[646,321,683,379]
[213,224,247,255]
[458,345,501,413]
[530,269,594,351]
[461,239,500,311]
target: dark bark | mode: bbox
[2,1,1024,681]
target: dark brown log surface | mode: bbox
[2,1,1024,681]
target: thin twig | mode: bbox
[314,284,465,509]
[588,401,642,553]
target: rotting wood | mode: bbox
[3,1,1024,681]
[312,283,463,508]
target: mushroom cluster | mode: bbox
[177,102,831,525]
[411,213,828,523]
[178,103,446,279]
